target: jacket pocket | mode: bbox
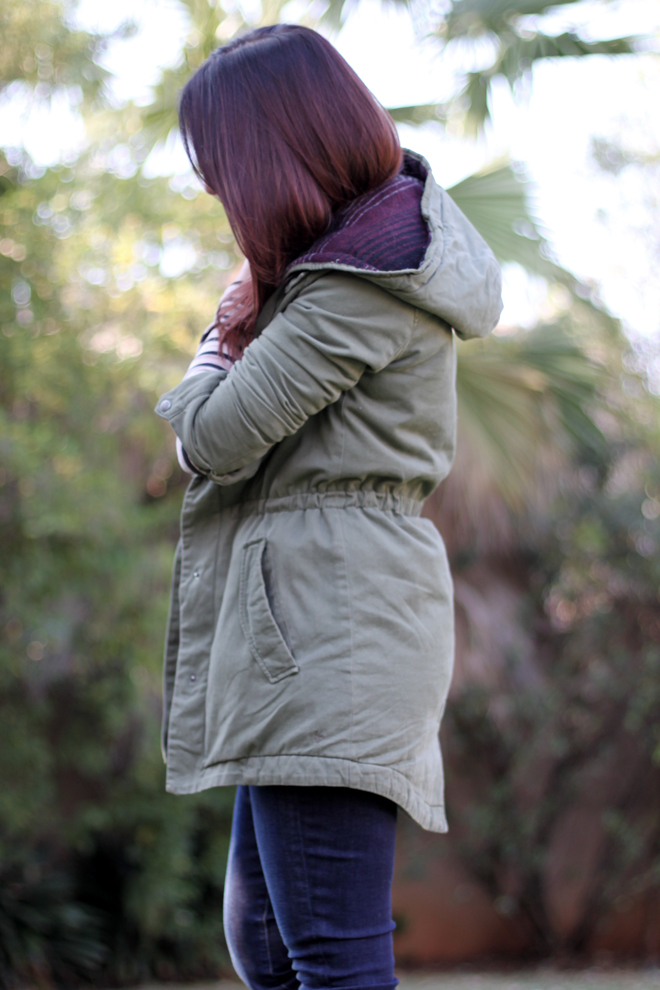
[239,538,299,683]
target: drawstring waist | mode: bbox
[221,490,424,519]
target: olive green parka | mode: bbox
[155,152,502,832]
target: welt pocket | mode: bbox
[239,538,299,684]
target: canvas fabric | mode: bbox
[155,151,502,832]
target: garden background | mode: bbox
[1,0,660,985]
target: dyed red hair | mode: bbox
[178,24,402,357]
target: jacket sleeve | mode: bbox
[155,273,415,484]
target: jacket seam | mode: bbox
[335,390,355,762]
[336,512,356,763]
[392,300,418,365]
[161,540,182,760]
[207,507,222,759]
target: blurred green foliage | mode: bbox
[0,0,658,983]
[324,0,640,131]
[0,2,243,983]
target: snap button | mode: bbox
[160,399,171,411]
[193,570,200,579]
[190,674,197,682]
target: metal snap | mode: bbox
[160,399,171,411]
[190,674,197,682]
[193,570,200,579]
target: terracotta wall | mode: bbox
[391,819,660,965]
[392,821,529,966]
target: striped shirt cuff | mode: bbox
[182,322,235,380]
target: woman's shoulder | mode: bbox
[282,269,418,323]
[255,270,417,375]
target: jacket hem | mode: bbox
[165,754,448,833]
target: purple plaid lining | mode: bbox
[292,166,430,274]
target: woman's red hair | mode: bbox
[178,24,402,358]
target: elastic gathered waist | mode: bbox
[226,490,424,519]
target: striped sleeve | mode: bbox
[182,322,234,380]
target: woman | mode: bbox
[156,24,502,990]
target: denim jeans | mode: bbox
[223,785,399,990]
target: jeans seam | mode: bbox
[262,894,275,976]
[293,796,332,983]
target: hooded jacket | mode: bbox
[155,151,502,832]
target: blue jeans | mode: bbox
[223,785,398,990]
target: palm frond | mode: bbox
[444,0,586,38]
[514,327,610,459]
[501,31,635,76]
[387,103,447,125]
[462,72,491,131]
[425,322,611,553]
[445,159,622,337]
[455,345,552,508]
[454,324,608,509]
[447,161,554,276]
[319,0,351,30]
[321,0,410,29]
[457,31,636,129]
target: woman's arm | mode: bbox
[176,260,251,474]
[157,272,415,485]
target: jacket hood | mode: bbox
[288,150,503,340]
